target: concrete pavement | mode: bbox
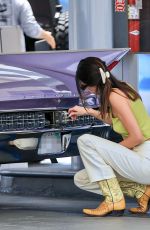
[0,194,150,230]
[0,162,150,229]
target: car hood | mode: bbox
[0,49,129,111]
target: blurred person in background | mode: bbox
[0,0,56,51]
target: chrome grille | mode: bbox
[0,112,47,131]
[0,110,103,132]
[53,111,103,127]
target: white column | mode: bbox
[69,0,113,170]
[69,0,113,49]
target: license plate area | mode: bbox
[38,132,61,155]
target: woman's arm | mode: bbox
[68,106,112,124]
[109,90,145,149]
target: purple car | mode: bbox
[0,49,129,164]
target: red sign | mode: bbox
[128,20,140,52]
[115,0,125,12]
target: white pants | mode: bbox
[74,134,150,194]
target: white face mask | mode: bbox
[86,86,97,94]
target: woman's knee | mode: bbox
[74,169,88,188]
[77,134,91,147]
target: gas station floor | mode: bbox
[0,162,150,229]
[0,194,150,230]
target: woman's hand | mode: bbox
[68,106,88,120]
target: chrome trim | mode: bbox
[0,107,57,113]
[0,124,108,135]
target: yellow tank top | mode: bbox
[111,98,150,140]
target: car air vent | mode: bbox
[0,112,49,131]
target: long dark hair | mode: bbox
[76,57,141,119]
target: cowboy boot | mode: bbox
[83,177,125,216]
[119,181,146,199]
[130,185,150,214]
[119,181,150,213]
